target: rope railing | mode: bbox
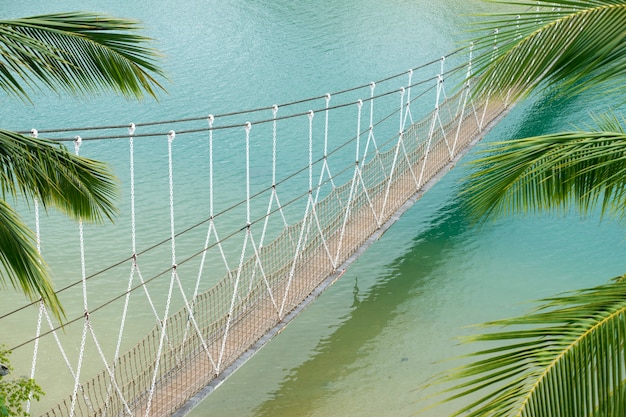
[1,67,446,326]
[0,40,516,417]
[22,50,463,139]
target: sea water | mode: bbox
[1,1,625,416]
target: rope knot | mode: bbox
[168,130,176,142]
[30,129,38,138]
[74,136,82,153]
[128,123,136,136]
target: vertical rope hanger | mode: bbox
[27,129,43,415]
[361,82,379,166]
[314,93,336,203]
[66,136,131,416]
[69,136,93,417]
[334,100,367,266]
[302,108,336,273]
[279,110,319,319]
[478,28,499,130]
[22,129,86,414]
[451,45,476,155]
[217,122,254,373]
[434,56,455,159]
[196,115,233,289]
[353,92,382,228]
[178,116,223,374]
[100,123,141,416]
[395,86,419,189]
[260,104,290,249]
[281,111,313,318]
[418,60,446,188]
[144,130,178,417]
[401,70,415,131]
[233,113,281,315]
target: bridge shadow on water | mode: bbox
[250,196,472,417]
[246,88,618,417]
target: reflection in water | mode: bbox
[252,200,469,417]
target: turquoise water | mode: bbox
[1,2,625,416]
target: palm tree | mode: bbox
[433,1,626,416]
[0,12,165,321]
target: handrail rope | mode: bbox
[0,79,441,327]
[0,79,441,326]
[12,89,453,337]
[22,51,463,136]
[13,89,469,354]
[32,69,456,142]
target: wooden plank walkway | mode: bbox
[40,91,511,417]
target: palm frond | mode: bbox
[470,0,626,101]
[435,276,626,417]
[461,116,626,222]
[0,129,118,222]
[0,12,166,100]
[0,199,62,321]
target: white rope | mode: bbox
[97,123,142,415]
[418,73,443,187]
[479,29,499,130]
[163,123,217,367]
[69,136,93,417]
[436,57,454,158]
[452,46,475,155]
[144,130,178,417]
[198,115,233,287]
[217,122,252,371]
[26,128,43,415]
[349,99,380,226]
[280,111,320,318]
[362,82,379,165]
[401,69,414,131]
[174,267,218,370]
[87,322,132,415]
[334,100,367,266]
[314,94,336,203]
[190,115,216,306]
[381,86,418,216]
[302,109,336,270]
[113,123,138,362]
[260,105,289,248]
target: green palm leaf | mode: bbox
[0,129,118,223]
[0,12,166,100]
[0,199,62,320]
[0,130,119,319]
[462,114,626,221]
[436,277,626,417]
[470,0,626,101]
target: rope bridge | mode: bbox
[2,44,511,417]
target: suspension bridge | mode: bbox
[2,44,513,416]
